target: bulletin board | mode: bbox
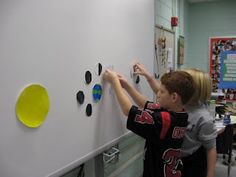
[0,0,154,177]
[209,37,236,101]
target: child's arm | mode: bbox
[118,74,147,108]
[103,69,132,116]
[206,147,216,177]
[133,62,160,93]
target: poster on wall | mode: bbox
[209,37,236,101]
[219,51,236,89]
[155,26,175,78]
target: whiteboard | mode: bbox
[0,0,154,177]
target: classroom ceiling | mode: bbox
[188,0,220,3]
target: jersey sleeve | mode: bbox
[127,105,170,140]
[144,101,161,111]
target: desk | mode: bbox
[215,116,236,150]
[215,115,236,133]
[215,118,236,177]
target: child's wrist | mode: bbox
[146,75,153,82]
[111,77,119,84]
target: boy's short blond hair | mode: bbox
[183,68,212,105]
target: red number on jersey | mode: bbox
[135,111,154,124]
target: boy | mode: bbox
[132,63,217,177]
[103,69,195,177]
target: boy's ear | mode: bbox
[171,92,179,102]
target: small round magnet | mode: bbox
[95,63,103,76]
[86,103,92,116]
[76,91,85,104]
[85,71,92,84]
[135,75,140,84]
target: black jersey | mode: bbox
[127,101,188,177]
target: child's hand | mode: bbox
[103,69,119,83]
[117,74,130,89]
[133,62,150,77]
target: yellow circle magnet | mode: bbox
[16,84,50,128]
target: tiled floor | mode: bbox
[215,153,236,177]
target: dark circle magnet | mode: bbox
[98,63,102,75]
[86,103,92,117]
[85,71,92,84]
[95,63,103,76]
[76,91,85,104]
[154,73,159,79]
[92,84,102,102]
[135,75,140,84]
